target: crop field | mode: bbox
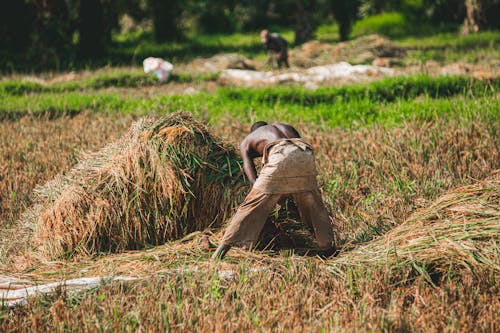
[1,26,499,332]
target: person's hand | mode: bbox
[277,196,290,208]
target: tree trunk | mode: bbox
[78,0,106,59]
[331,0,359,41]
[462,0,480,34]
[0,0,34,51]
[150,0,181,42]
[294,0,316,45]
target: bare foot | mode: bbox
[211,244,231,261]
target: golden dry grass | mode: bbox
[1,112,499,332]
[2,112,499,267]
[1,255,498,332]
[0,113,132,228]
[4,172,497,284]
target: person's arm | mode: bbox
[240,142,258,185]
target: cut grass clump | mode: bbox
[330,172,500,276]
[23,111,247,258]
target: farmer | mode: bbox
[211,122,336,260]
[261,29,290,69]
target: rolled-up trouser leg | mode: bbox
[221,187,282,248]
[292,189,335,250]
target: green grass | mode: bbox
[317,12,430,41]
[1,75,498,128]
[353,12,459,39]
[397,30,500,49]
[317,15,500,64]
[2,73,494,98]
[0,71,219,95]
[317,13,449,41]
[398,31,500,64]
[353,12,411,38]
[221,75,498,104]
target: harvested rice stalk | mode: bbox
[329,172,500,275]
[25,112,247,258]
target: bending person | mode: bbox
[261,30,290,69]
[212,121,336,260]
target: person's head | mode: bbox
[251,121,268,132]
[260,29,268,43]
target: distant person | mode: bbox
[260,30,290,69]
[211,121,336,261]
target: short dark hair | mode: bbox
[251,121,268,132]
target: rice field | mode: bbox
[1,37,499,331]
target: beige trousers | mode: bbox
[221,187,335,250]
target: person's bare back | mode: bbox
[239,122,301,184]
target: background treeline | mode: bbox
[1,0,499,71]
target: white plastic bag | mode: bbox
[143,57,173,82]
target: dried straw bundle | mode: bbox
[28,112,247,258]
[331,172,500,275]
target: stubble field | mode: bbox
[1,30,499,332]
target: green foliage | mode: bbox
[149,0,183,42]
[331,0,361,41]
[196,1,238,34]
[1,0,499,72]
[353,12,427,38]
[319,12,460,41]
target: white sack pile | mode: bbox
[219,62,395,88]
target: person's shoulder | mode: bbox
[240,132,256,149]
[269,33,284,40]
[274,123,301,137]
[273,122,292,128]
[271,33,287,41]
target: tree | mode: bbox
[0,0,34,52]
[195,0,243,34]
[462,0,500,34]
[32,0,73,51]
[463,0,480,33]
[294,0,317,44]
[331,0,360,41]
[78,0,106,58]
[149,0,182,42]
